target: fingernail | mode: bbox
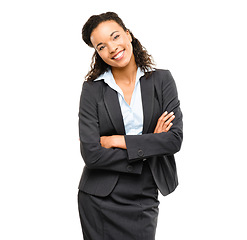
[164,111,168,114]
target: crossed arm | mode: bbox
[79,70,183,171]
[100,111,175,149]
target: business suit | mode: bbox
[78,69,183,239]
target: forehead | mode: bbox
[90,20,124,45]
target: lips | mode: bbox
[112,50,124,60]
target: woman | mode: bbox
[78,12,183,240]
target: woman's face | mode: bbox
[90,20,134,69]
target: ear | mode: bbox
[126,30,132,42]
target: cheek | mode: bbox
[126,41,133,56]
[125,38,132,48]
[120,36,132,50]
[98,52,108,61]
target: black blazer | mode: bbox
[78,69,183,197]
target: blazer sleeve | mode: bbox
[124,70,183,162]
[79,81,142,174]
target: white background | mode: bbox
[0,0,246,239]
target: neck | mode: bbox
[111,54,137,84]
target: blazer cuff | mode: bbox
[124,135,147,163]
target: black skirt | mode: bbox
[78,161,160,240]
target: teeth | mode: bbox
[114,51,124,59]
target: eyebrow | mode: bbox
[96,31,119,49]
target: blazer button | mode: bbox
[138,149,144,157]
[126,165,133,172]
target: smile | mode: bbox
[112,50,125,60]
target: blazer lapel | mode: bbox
[103,85,126,135]
[140,74,154,134]
[103,73,154,136]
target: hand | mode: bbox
[154,111,175,134]
[100,136,114,149]
[100,135,127,149]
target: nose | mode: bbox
[108,42,118,54]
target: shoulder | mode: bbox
[82,79,105,93]
[151,69,175,86]
[83,78,105,87]
[80,80,106,103]
[152,69,173,80]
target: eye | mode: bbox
[113,34,120,40]
[98,45,105,51]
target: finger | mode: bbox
[156,111,168,130]
[100,136,104,144]
[164,114,175,126]
[165,122,173,132]
[162,115,175,130]
[158,111,168,122]
[160,111,168,118]
[163,111,174,122]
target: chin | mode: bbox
[114,62,129,68]
[111,57,132,69]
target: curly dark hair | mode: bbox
[82,12,155,81]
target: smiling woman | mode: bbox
[90,21,134,69]
[82,12,154,82]
[78,12,183,240]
